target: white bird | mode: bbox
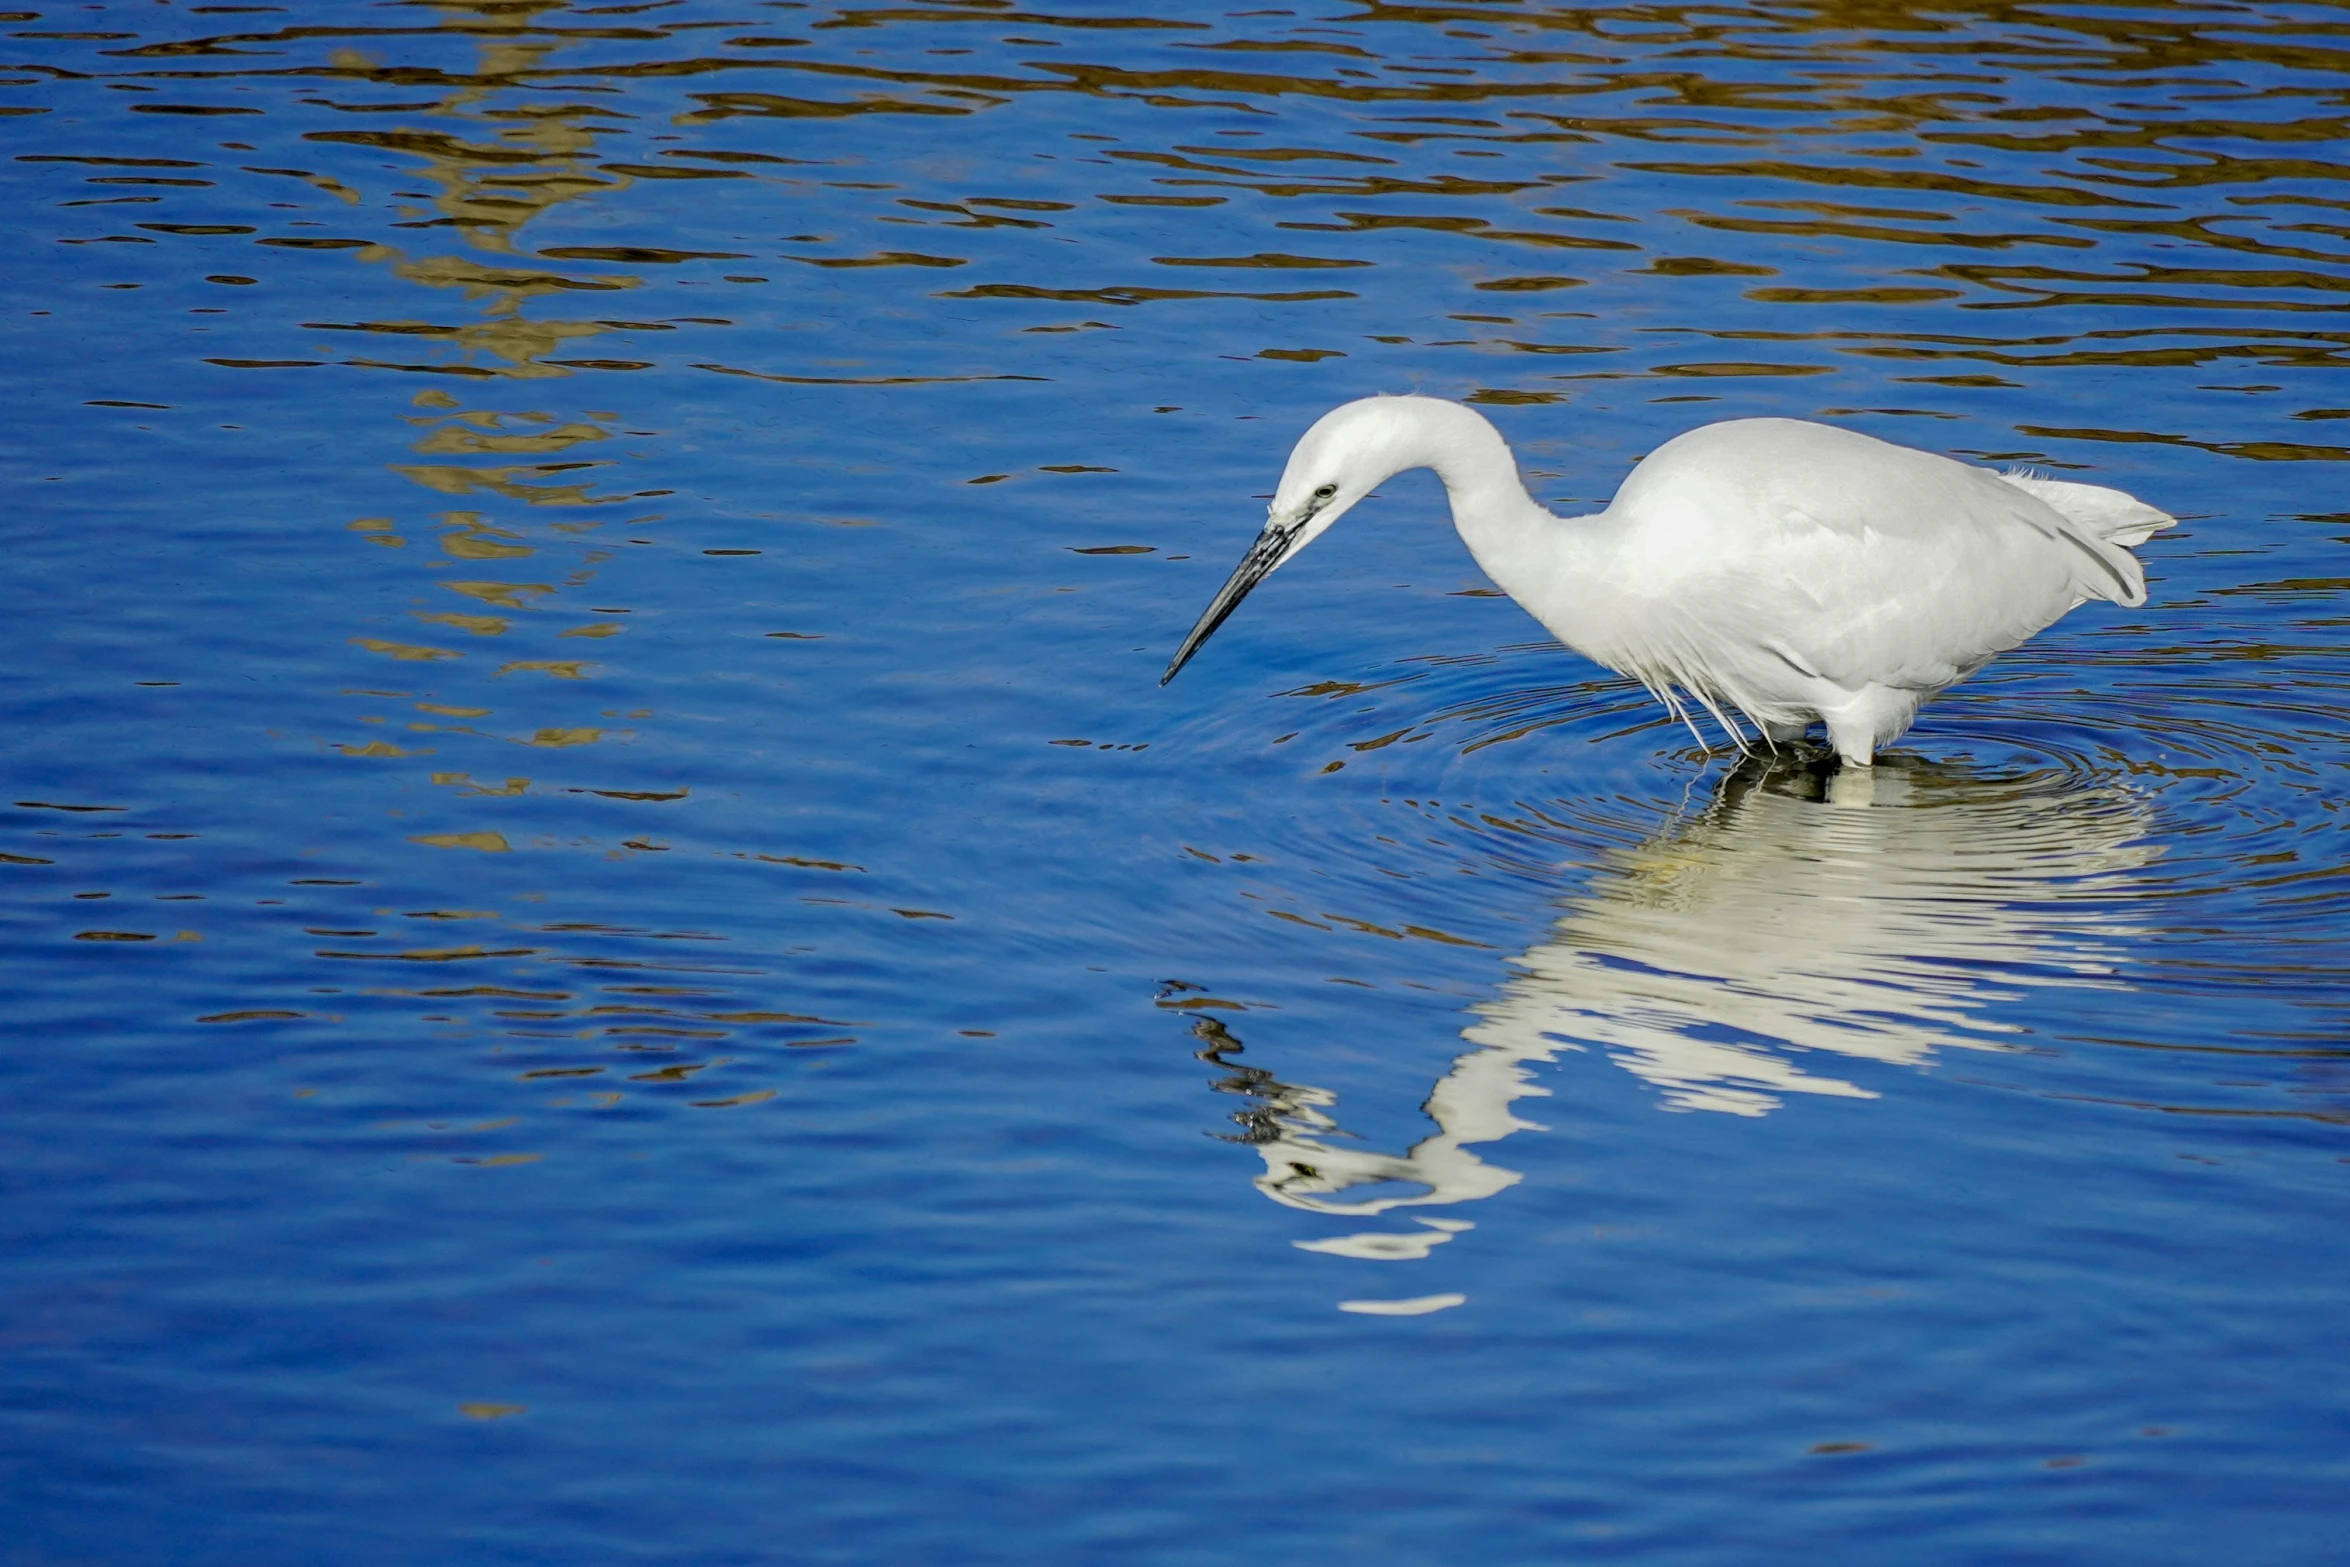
[1161,395,2175,765]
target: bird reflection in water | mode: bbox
[1187,753,2157,1232]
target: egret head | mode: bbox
[1161,396,1451,685]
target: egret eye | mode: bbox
[1313,483,1338,500]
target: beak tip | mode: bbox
[1162,518,1295,693]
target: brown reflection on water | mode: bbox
[102,0,2341,410]
[218,8,912,1123]
[305,2,664,798]
[619,0,2350,405]
[305,49,644,380]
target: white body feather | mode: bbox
[1207,397,2177,766]
[1495,416,2174,761]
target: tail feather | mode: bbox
[1999,471,2176,548]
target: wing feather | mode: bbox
[1597,419,2163,708]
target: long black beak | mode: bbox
[1160,517,1306,686]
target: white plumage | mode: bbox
[1163,395,2174,765]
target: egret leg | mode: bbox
[1822,686,1923,769]
[1761,719,1810,744]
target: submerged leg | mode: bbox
[1821,686,1924,768]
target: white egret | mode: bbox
[1162,395,2174,764]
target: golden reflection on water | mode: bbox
[1200,756,2157,1231]
[317,4,665,784]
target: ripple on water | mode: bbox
[1164,636,2350,1226]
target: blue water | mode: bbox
[5,2,2349,1561]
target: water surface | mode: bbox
[5,2,2349,1561]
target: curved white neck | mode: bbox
[1401,409,1579,632]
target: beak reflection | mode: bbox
[1160,516,1307,686]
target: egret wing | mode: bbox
[1604,419,2139,699]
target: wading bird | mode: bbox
[1161,395,2173,765]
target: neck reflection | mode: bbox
[1203,755,2158,1219]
